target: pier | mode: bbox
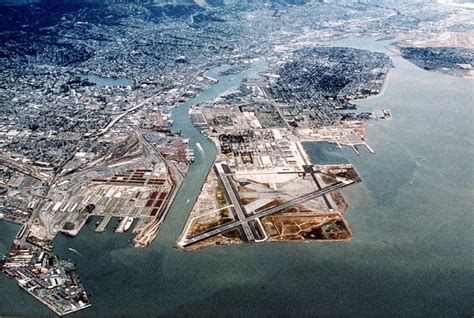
[95,215,112,233]
[115,217,133,233]
[115,217,128,233]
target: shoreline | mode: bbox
[19,283,91,317]
[358,66,392,102]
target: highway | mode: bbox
[95,92,162,137]
[180,179,353,247]
[94,80,191,138]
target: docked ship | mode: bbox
[123,217,134,232]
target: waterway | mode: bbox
[0,39,473,317]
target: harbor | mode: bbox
[1,37,473,317]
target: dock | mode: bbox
[16,224,27,239]
[115,217,133,233]
[95,215,112,233]
[115,217,127,233]
[133,218,146,233]
[19,284,91,317]
[365,142,376,154]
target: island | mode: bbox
[176,47,391,250]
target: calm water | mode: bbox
[303,141,350,165]
[1,39,473,317]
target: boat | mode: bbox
[123,217,134,232]
[68,248,82,256]
[196,142,204,155]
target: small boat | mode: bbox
[68,248,82,256]
[123,217,134,232]
[196,142,204,155]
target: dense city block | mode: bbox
[269,47,391,128]
[399,47,474,77]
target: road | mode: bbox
[95,93,162,137]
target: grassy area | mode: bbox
[215,185,227,208]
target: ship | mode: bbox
[123,217,134,232]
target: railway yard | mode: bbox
[2,131,188,249]
[0,129,189,315]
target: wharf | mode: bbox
[19,284,91,316]
[115,217,133,233]
[95,215,112,233]
[133,218,146,233]
[115,217,128,233]
[365,143,376,154]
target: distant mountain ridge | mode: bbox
[1,0,311,6]
[200,0,309,5]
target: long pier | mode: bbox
[95,215,112,233]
